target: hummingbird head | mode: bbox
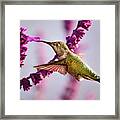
[40,40,69,55]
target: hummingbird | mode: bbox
[34,41,100,83]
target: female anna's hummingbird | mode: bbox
[34,41,100,83]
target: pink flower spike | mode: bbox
[20,27,41,67]
[66,20,92,52]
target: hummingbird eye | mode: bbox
[58,43,60,47]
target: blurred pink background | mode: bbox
[20,20,100,100]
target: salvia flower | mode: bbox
[20,27,40,67]
[20,46,27,53]
[66,20,92,52]
[30,73,42,85]
[38,69,53,78]
[77,20,91,31]
[20,70,53,91]
[20,78,32,91]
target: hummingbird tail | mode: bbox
[94,76,100,83]
[82,74,100,83]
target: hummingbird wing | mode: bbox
[34,59,67,75]
[35,65,67,75]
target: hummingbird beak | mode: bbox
[40,41,56,49]
[40,41,52,46]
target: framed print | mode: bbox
[0,0,119,119]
